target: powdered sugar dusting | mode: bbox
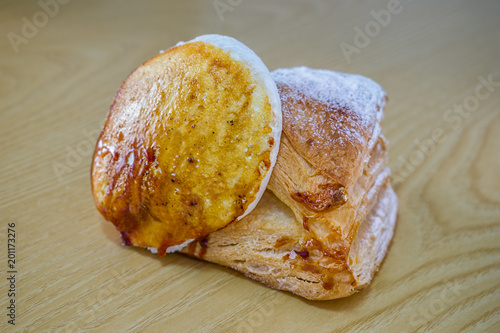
[272,67,385,141]
[271,67,386,185]
[272,67,384,111]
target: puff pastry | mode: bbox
[91,34,397,300]
[177,67,397,300]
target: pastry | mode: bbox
[177,67,397,300]
[91,35,282,254]
[91,35,397,300]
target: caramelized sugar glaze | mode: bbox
[91,41,275,253]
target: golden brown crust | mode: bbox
[91,38,280,252]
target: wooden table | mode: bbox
[1,0,499,331]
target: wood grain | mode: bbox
[1,0,499,332]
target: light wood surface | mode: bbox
[1,0,499,332]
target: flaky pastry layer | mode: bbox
[175,68,398,300]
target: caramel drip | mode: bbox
[322,277,334,290]
[281,237,348,290]
[187,241,197,257]
[291,183,348,213]
[198,235,209,259]
[274,236,293,248]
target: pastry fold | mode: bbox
[179,67,398,300]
